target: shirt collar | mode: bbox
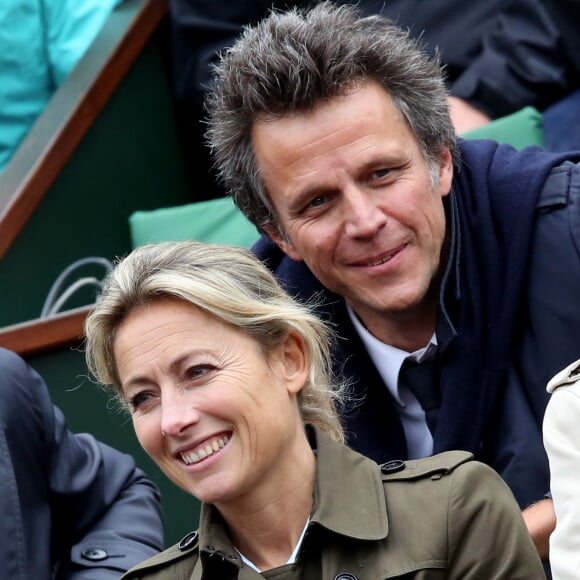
[346,303,437,404]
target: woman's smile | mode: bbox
[114,297,310,508]
[178,432,231,466]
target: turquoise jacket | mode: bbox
[0,0,122,172]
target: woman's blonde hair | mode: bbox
[85,240,346,442]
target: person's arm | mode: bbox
[451,0,568,119]
[447,96,492,134]
[480,373,555,561]
[543,387,580,579]
[51,421,165,579]
[43,0,123,87]
[1,349,164,579]
[521,498,556,560]
[447,461,545,579]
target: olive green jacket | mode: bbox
[123,428,544,579]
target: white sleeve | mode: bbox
[543,386,580,580]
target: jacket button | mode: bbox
[178,531,199,551]
[81,548,108,561]
[334,574,358,580]
[381,459,406,474]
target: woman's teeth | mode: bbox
[180,435,230,465]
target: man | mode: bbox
[169,0,580,205]
[205,2,580,564]
[0,347,163,578]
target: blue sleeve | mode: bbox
[51,418,164,579]
[451,0,568,118]
[0,348,163,579]
[485,162,580,508]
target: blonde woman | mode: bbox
[85,241,543,579]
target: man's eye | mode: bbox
[371,168,390,180]
[308,196,326,208]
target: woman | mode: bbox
[85,241,544,579]
[543,361,580,580]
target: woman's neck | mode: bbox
[217,429,316,571]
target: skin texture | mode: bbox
[254,81,454,352]
[522,498,556,561]
[114,298,315,569]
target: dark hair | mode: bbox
[206,1,458,232]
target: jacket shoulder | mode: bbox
[379,450,473,482]
[121,531,199,579]
[547,358,580,394]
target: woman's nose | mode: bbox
[160,389,200,437]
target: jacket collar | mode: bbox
[310,426,388,540]
[193,426,388,577]
[436,190,460,352]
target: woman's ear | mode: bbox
[271,332,309,395]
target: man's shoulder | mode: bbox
[252,236,327,300]
[0,347,52,415]
[0,347,29,375]
[457,139,580,193]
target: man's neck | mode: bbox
[350,298,438,352]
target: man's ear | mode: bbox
[264,225,303,262]
[438,147,454,198]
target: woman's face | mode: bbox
[113,297,309,508]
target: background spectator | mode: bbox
[0,0,124,173]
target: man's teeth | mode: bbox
[367,254,393,266]
[180,436,230,465]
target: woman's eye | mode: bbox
[187,365,216,380]
[128,391,153,412]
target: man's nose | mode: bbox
[343,187,387,238]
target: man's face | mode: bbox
[252,81,453,339]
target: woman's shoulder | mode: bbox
[378,451,543,577]
[121,531,200,580]
[379,449,474,483]
[379,450,516,525]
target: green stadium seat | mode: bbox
[130,195,260,248]
[462,106,543,148]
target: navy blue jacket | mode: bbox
[0,348,163,579]
[255,140,580,509]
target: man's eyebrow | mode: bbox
[284,152,402,214]
[286,185,335,214]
